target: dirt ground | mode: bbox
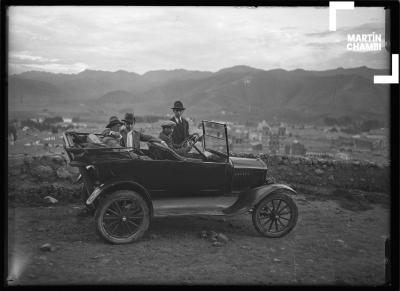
[7,185,389,286]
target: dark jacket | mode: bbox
[170,117,189,146]
[120,128,161,150]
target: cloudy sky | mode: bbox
[8,6,389,74]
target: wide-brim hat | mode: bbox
[106,116,123,128]
[161,120,177,128]
[171,100,185,110]
[122,112,135,123]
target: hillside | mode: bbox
[8,66,390,123]
[96,90,143,104]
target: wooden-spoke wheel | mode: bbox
[252,192,298,238]
[95,190,150,244]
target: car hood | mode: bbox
[229,157,267,170]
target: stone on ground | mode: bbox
[44,196,58,204]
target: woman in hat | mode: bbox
[101,116,124,147]
[170,100,190,146]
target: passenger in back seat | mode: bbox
[120,112,167,151]
[101,116,124,148]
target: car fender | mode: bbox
[223,183,296,216]
[86,178,153,217]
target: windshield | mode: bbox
[202,121,229,156]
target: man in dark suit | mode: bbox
[170,101,190,146]
[120,112,166,150]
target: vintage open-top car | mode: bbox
[63,121,298,244]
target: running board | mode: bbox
[152,196,239,217]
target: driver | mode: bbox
[159,120,191,156]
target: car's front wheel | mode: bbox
[252,191,298,238]
[95,190,150,244]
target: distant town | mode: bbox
[197,116,388,165]
[8,111,389,165]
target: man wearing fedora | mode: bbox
[120,112,166,150]
[170,101,190,146]
[101,116,124,148]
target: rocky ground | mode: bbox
[7,184,390,286]
[7,151,391,285]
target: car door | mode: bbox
[167,159,230,195]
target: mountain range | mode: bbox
[8,65,390,124]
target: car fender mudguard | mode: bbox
[223,183,296,216]
[86,178,153,216]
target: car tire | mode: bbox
[252,191,298,238]
[95,190,150,244]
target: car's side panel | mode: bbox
[222,184,296,216]
[229,157,268,190]
[231,168,267,190]
[93,159,231,197]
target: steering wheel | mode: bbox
[180,133,201,149]
[180,133,207,160]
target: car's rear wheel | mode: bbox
[252,191,298,238]
[95,190,150,244]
